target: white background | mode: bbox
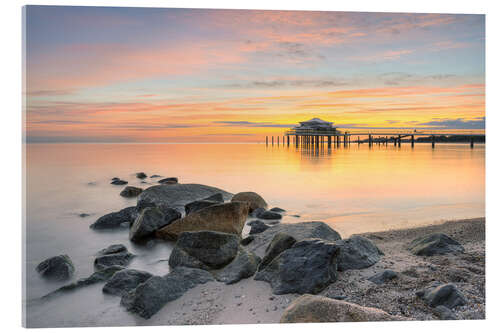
[1,0,498,332]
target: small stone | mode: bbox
[136,172,147,179]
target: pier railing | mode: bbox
[285,129,344,136]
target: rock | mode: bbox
[416,283,467,309]
[94,246,134,271]
[249,207,266,218]
[111,179,128,185]
[432,305,458,320]
[120,186,143,198]
[246,222,342,258]
[36,255,75,281]
[280,295,404,323]
[97,244,128,256]
[214,248,261,284]
[249,220,270,235]
[136,172,147,179]
[129,207,180,242]
[408,233,465,256]
[185,200,219,215]
[150,174,161,178]
[241,235,255,246]
[202,193,224,202]
[137,183,232,211]
[158,177,178,184]
[368,270,398,284]
[168,231,240,270]
[256,210,282,220]
[111,177,120,181]
[336,235,383,271]
[156,202,249,240]
[258,233,297,272]
[42,266,125,300]
[102,269,153,296]
[270,207,286,212]
[90,206,138,229]
[255,238,340,294]
[231,191,267,212]
[121,267,214,319]
[78,213,90,218]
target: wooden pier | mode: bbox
[265,129,483,149]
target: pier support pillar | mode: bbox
[266,136,268,146]
[470,136,474,148]
[398,135,401,147]
[272,136,274,146]
[411,135,414,148]
[287,135,290,146]
[277,136,280,146]
[328,136,331,148]
[358,136,360,145]
[432,135,435,149]
[368,134,372,146]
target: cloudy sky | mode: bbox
[24,6,485,142]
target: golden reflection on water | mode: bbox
[26,142,484,237]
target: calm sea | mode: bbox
[23,142,485,326]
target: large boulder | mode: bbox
[213,248,261,284]
[168,231,240,270]
[408,233,465,256]
[94,245,134,271]
[121,267,214,319]
[258,233,297,272]
[245,222,342,258]
[280,295,404,323]
[36,255,75,281]
[185,200,219,215]
[102,269,153,296]
[255,238,340,294]
[336,235,383,271]
[156,202,249,240]
[416,283,467,309]
[231,191,267,212]
[129,207,180,242]
[120,186,143,198]
[90,206,138,229]
[137,183,232,211]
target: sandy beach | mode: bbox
[119,217,486,325]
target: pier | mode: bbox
[265,118,484,149]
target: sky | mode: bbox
[24,6,485,143]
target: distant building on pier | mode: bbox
[287,118,342,135]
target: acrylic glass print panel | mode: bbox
[22,5,485,327]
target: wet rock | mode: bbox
[270,207,286,212]
[255,238,340,295]
[136,172,147,179]
[158,177,178,184]
[185,200,219,215]
[249,220,270,235]
[111,179,128,185]
[214,248,261,284]
[97,244,127,256]
[156,202,249,240]
[246,222,342,258]
[150,174,161,178]
[258,233,297,272]
[103,269,153,296]
[120,186,143,198]
[408,233,465,256]
[42,265,125,299]
[94,246,134,271]
[129,207,180,242]
[202,193,224,202]
[121,267,214,319]
[168,231,240,270]
[78,213,90,218]
[90,206,138,229]
[368,270,398,284]
[241,235,255,246]
[231,191,267,212]
[36,255,75,281]
[416,283,467,309]
[336,235,383,271]
[433,305,458,320]
[256,210,282,220]
[280,295,404,323]
[137,183,232,211]
[249,207,266,218]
